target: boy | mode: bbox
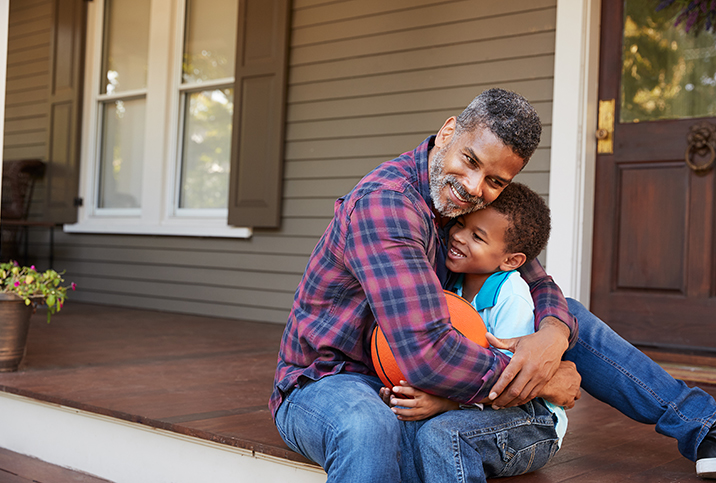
[383,182,568,482]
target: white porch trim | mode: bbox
[546,0,602,307]
[0,392,327,483]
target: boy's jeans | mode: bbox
[400,400,558,483]
[274,299,716,481]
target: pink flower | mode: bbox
[13,281,19,287]
[71,282,77,291]
[30,265,35,270]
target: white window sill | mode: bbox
[63,219,252,238]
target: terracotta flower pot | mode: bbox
[0,293,34,372]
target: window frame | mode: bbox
[66,0,252,238]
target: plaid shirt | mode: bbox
[269,136,578,418]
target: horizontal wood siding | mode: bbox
[19,0,557,324]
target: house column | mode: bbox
[546,0,602,306]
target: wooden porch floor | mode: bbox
[0,302,714,482]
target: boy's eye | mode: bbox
[472,232,483,242]
[455,217,465,227]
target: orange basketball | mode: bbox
[371,290,489,389]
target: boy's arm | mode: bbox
[381,382,460,421]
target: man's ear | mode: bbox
[500,252,527,272]
[435,117,457,149]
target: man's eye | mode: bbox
[489,177,504,188]
[464,154,477,166]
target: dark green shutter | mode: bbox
[227,0,291,228]
[44,0,86,223]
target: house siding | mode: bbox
[10,0,557,324]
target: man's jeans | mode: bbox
[274,372,402,483]
[400,400,558,483]
[275,299,716,481]
[565,298,716,461]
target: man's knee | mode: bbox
[334,401,400,447]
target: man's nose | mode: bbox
[463,172,485,199]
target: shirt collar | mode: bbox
[453,271,515,311]
[415,135,436,210]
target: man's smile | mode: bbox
[450,183,470,203]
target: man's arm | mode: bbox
[486,260,578,408]
[344,189,510,403]
[520,259,578,345]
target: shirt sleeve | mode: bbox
[344,189,510,403]
[487,299,535,357]
[518,259,579,348]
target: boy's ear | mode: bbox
[500,252,527,272]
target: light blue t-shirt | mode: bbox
[454,271,568,447]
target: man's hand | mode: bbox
[382,381,459,421]
[486,316,570,408]
[537,361,581,409]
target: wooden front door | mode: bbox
[591,0,716,352]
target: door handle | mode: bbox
[685,121,715,175]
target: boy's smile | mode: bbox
[446,208,512,277]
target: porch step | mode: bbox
[0,392,326,483]
[0,447,112,483]
[658,362,716,386]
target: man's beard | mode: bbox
[429,145,486,217]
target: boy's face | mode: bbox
[446,208,511,275]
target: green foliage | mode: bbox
[621,1,716,122]
[0,261,76,323]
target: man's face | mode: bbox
[429,118,525,218]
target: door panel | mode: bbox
[591,0,716,352]
[616,164,688,292]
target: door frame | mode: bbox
[545,0,602,307]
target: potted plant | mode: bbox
[0,261,75,372]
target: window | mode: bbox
[69,0,290,236]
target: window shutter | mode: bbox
[227,0,291,228]
[44,0,86,224]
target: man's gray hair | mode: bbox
[455,88,542,162]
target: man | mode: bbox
[270,89,716,482]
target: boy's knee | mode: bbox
[415,417,455,451]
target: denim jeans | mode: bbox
[274,372,402,483]
[565,298,716,461]
[400,400,558,483]
[275,300,716,481]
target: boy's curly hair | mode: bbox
[488,182,551,262]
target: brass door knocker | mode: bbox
[685,122,716,175]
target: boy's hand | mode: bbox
[387,381,459,421]
[485,317,569,408]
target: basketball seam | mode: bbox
[373,327,399,388]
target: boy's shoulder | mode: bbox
[491,271,533,310]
